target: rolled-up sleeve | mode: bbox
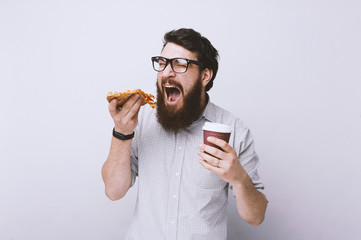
[235,124,265,192]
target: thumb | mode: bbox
[108,99,118,116]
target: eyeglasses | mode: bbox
[151,56,203,74]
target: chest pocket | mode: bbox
[183,145,228,191]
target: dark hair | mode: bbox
[162,28,219,91]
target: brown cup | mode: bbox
[203,122,231,151]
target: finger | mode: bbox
[198,150,220,167]
[131,99,142,120]
[108,99,119,117]
[199,159,222,174]
[124,94,142,121]
[206,137,233,153]
[120,94,141,117]
[199,143,226,160]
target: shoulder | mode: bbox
[209,102,248,131]
[208,102,253,151]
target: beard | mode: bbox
[156,77,205,132]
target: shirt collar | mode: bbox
[200,95,217,123]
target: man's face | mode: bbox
[156,43,204,111]
[156,43,207,131]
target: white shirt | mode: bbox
[125,100,264,240]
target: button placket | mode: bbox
[167,132,186,239]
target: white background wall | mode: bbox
[1,0,360,239]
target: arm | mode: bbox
[198,137,268,225]
[102,94,142,201]
[230,171,268,226]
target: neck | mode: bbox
[200,92,209,112]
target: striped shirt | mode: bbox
[125,100,264,240]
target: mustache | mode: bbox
[161,78,184,94]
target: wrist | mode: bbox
[114,126,133,135]
[112,128,135,140]
[230,171,251,190]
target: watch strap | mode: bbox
[112,128,135,140]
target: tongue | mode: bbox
[168,88,180,102]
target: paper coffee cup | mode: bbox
[203,122,231,150]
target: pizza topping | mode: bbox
[106,89,157,109]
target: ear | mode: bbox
[201,68,213,88]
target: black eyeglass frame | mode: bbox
[151,56,204,74]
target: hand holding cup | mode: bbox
[199,122,247,185]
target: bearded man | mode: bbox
[102,28,268,239]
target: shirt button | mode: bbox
[175,172,180,176]
[171,220,175,225]
[173,195,177,199]
[178,146,182,150]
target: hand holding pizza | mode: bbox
[107,89,157,135]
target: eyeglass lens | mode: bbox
[153,58,189,73]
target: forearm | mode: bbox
[232,173,268,226]
[102,137,133,201]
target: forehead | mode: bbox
[161,42,198,60]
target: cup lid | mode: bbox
[202,122,232,133]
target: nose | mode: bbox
[161,62,176,78]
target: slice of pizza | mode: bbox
[106,89,157,109]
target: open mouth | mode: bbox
[164,84,181,103]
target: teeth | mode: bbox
[164,83,177,88]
